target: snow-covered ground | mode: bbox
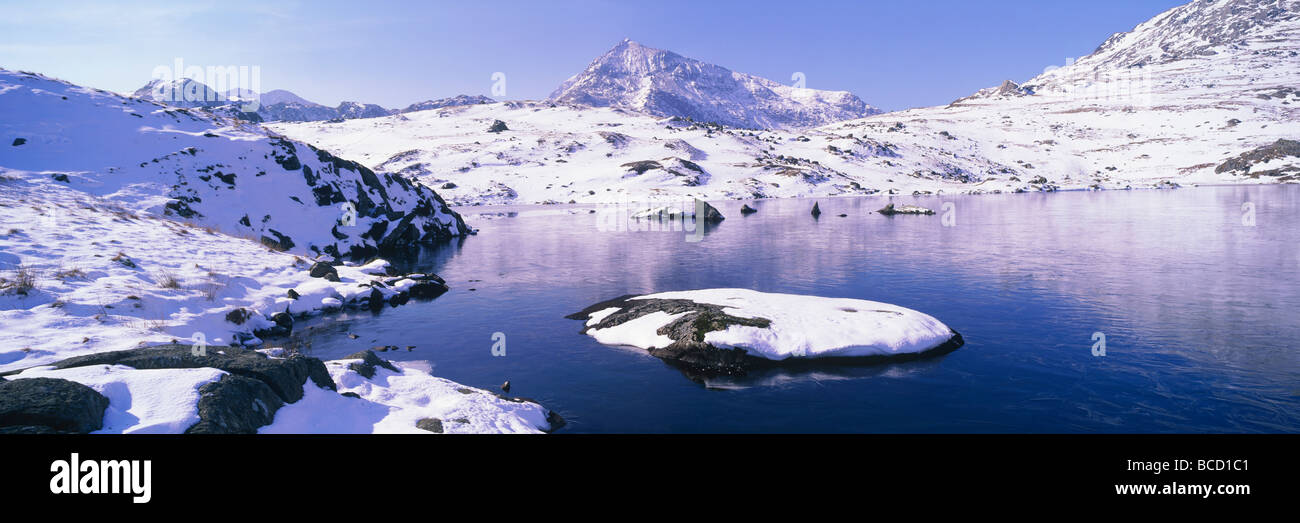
[0,68,556,434]
[0,177,556,433]
[1,176,402,369]
[263,354,553,434]
[269,0,1299,206]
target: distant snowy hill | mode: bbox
[4,68,468,259]
[270,0,1299,205]
[401,95,495,113]
[259,89,319,107]
[127,79,493,123]
[132,78,228,108]
[548,39,880,129]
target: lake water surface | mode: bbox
[298,185,1300,433]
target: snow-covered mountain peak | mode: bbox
[2,68,468,260]
[131,77,227,107]
[1031,0,1299,89]
[548,40,880,129]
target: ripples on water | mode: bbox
[298,185,1300,433]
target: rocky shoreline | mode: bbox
[0,345,564,434]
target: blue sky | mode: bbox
[0,0,1188,111]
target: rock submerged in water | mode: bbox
[877,203,935,215]
[568,288,963,377]
[810,202,822,217]
[740,204,757,215]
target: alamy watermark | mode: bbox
[491,331,506,356]
[1044,57,1155,108]
[148,58,261,111]
[1091,331,1107,357]
[594,197,715,243]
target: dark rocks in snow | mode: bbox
[269,310,294,335]
[11,138,26,146]
[225,308,252,325]
[344,349,399,379]
[53,344,335,404]
[164,199,200,219]
[440,182,457,189]
[487,120,509,133]
[568,295,773,377]
[409,280,450,299]
[415,418,444,433]
[50,173,69,183]
[309,261,339,281]
[286,288,301,300]
[501,380,511,393]
[188,374,284,434]
[0,378,110,434]
[6,344,339,434]
[260,229,295,251]
[1216,139,1300,177]
[621,160,662,174]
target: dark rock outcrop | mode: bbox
[33,344,338,433]
[0,378,110,433]
[52,345,334,403]
[186,374,285,434]
[415,418,444,433]
[309,261,339,281]
[344,349,399,379]
[568,295,771,376]
[1216,139,1300,177]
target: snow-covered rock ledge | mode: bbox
[0,179,450,371]
[0,346,562,434]
[567,289,963,376]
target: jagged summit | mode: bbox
[547,39,880,129]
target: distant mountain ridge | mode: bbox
[547,39,880,129]
[129,79,493,122]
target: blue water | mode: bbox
[296,185,1300,433]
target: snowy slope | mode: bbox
[0,70,558,433]
[401,95,495,113]
[548,39,880,129]
[270,0,1299,206]
[2,69,468,260]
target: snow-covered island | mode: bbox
[568,289,964,376]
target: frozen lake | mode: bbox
[295,185,1300,432]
